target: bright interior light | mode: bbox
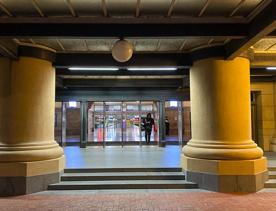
[170,101,178,107]
[69,67,119,71]
[266,67,276,70]
[127,67,177,71]
[69,101,77,108]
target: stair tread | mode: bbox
[62,172,185,177]
[64,168,182,173]
[269,171,276,175]
[50,180,194,186]
[265,179,276,183]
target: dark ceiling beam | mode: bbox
[268,30,276,36]
[189,45,226,62]
[250,67,276,76]
[0,23,247,38]
[63,79,183,88]
[55,89,189,101]
[251,75,276,82]
[55,53,192,68]
[57,69,188,76]
[225,1,276,59]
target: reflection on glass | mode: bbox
[87,101,159,143]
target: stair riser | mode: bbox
[48,184,197,190]
[61,176,186,181]
[268,167,276,171]
[269,175,276,179]
[64,168,182,173]
[264,183,276,188]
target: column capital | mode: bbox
[17,43,56,62]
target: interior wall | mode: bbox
[66,108,81,136]
[165,107,178,135]
[183,101,191,142]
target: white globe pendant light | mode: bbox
[112,39,133,62]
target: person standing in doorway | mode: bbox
[143,113,155,144]
[165,116,170,136]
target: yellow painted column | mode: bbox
[182,57,268,192]
[0,45,64,196]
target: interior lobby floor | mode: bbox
[64,145,182,168]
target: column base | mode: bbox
[182,155,268,192]
[0,172,61,196]
[0,155,65,196]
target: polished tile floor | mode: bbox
[64,145,182,168]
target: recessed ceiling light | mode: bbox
[68,67,119,71]
[127,67,177,71]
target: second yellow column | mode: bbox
[182,57,267,192]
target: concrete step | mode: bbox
[64,167,183,173]
[61,172,186,181]
[269,171,276,179]
[48,180,197,190]
[265,179,276,188]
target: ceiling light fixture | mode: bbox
[127,67,178,71]
[266,67,276,70]
[112,39,133,63]
[68,67,119,71]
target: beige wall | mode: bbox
[251,82,276,151]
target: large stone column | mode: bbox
[182,57,267,192]
[0,45,64,196]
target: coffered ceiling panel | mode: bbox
[1,0,37,16]
[253,38,276,51]
[35,0,71,16]
[58,39,87,51]
[106,0,137,16]
[158,39,184,51]
[184,38,211,51]
[172,0,206,16]
[204,0,242,16]
[235,0,263,17]
[85,39,116,51]
[133,39,160,51]
[0,0,269,19]
[70,0,102,16]
[139,0,171,16]
[32,39,64,51]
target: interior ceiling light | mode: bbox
[112,39,133,63]
[68,67,119,71]
[266,67,276,70]
[127,67,178,71]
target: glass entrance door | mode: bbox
[104,102,122,143]
[125,101,140,142]
[88,101,159,146]
[141,101,159,144]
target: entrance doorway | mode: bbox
[54,100,190,147]
[87,101,159,146]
